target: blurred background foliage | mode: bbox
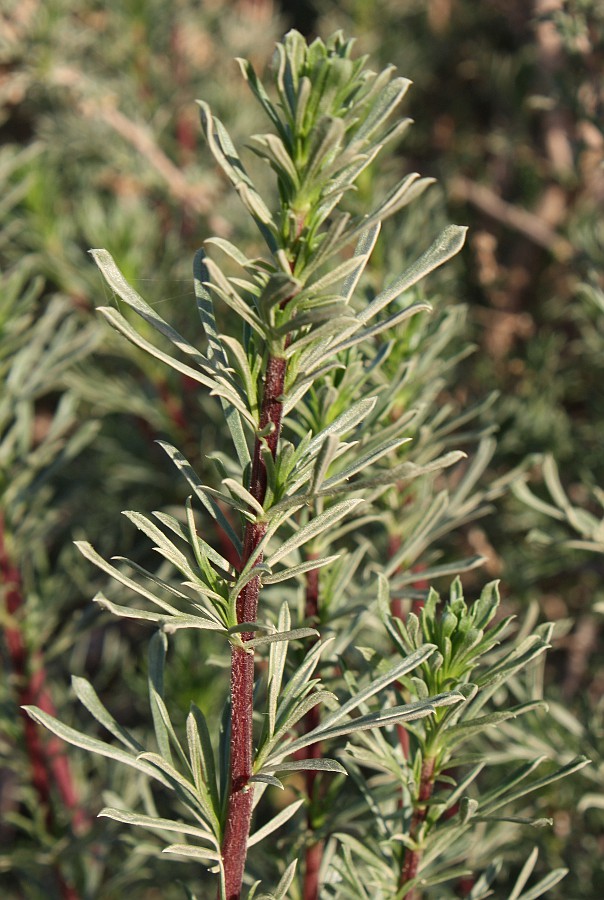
[0,0,602,897]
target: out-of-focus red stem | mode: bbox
[1,515,87,898]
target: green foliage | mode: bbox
[2,3,601,899]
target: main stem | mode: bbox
[400,756,436,898]
[220,354,287,900]
[300,559,324,900]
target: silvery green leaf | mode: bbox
[71,676,143,753]
[250,773,284,789]
[271,859,298,900]
[480,756,590,817]
[304,398,377,459]
[220,335,258,416]
[442,764,485,814]
[317,450,466,496]
[246,799,305,848]
[148,633,191,770]
[285,316,347,356]
[202,237,252,269]
[302,117,346,187]
[97,306,217,392]
[93,595,224,631]
[514,870,569,900]
[90,249,206,364]
[354,76,411,142]
[136,751,203,812]
[246,627,319,649]
[370,172,435,221]
[198,101,277,252]
[236,57,288,140]
[194,250,252,467]
[266,499,364,566]
[321,435,411,490]
[312,693,461,744]
[156,507,232,576]
[335,832,389,871]
[512,479,564,521]
[340,222,382,302]
[508,847,539,900]
[247,133,299,186]
[304,254,368,296]
[122,511,192,575]
[279,637,335,708]
[271,690,338,743]
[318,646,437,733]
[23,706,172,787]
[276,304,355,337]
[163,843,222,863]
[267,603,291,737]
[466,860,503,899]
[188,706,220,819]
[108,555,196,603]
[156,441,242,556]
[328,300,431,355]
[221,478,264,516]
[262,757,346,776]
[98,807,218,846]
[202,258,265,335]
[358,225,467,326]
[309,434,340,494]
[76,542,181,616]
[262,554,340,585]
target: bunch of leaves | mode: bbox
[325,578,588,898]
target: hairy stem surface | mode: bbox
[400,756,436,897]
[220,354,287,900]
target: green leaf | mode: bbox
[90,250,207,367]
[163,843,222,863]
[266,499,364,565]
[246,627,319,649]
[188,705,221,822]
[23,706,172,787]
[93,595,224,631]
[156,442,242,556]
[71,676,143,754]
[197,101,277,252]
[247,799,305,848]
[319,644,437,732]
[76,541,182,616]
[262,554,340,585]
[98,807,218,846]
[262,758,346,776]
[359,225,467,326]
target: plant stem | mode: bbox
[400,756,436,898]
[220,353,287,900]
[301,557,323,900]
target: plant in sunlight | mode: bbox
[24,30,587,900]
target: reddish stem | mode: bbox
[220,354,287,900]
[1,516,86,898]
[400,756,436,897]
[299,558,324,900]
